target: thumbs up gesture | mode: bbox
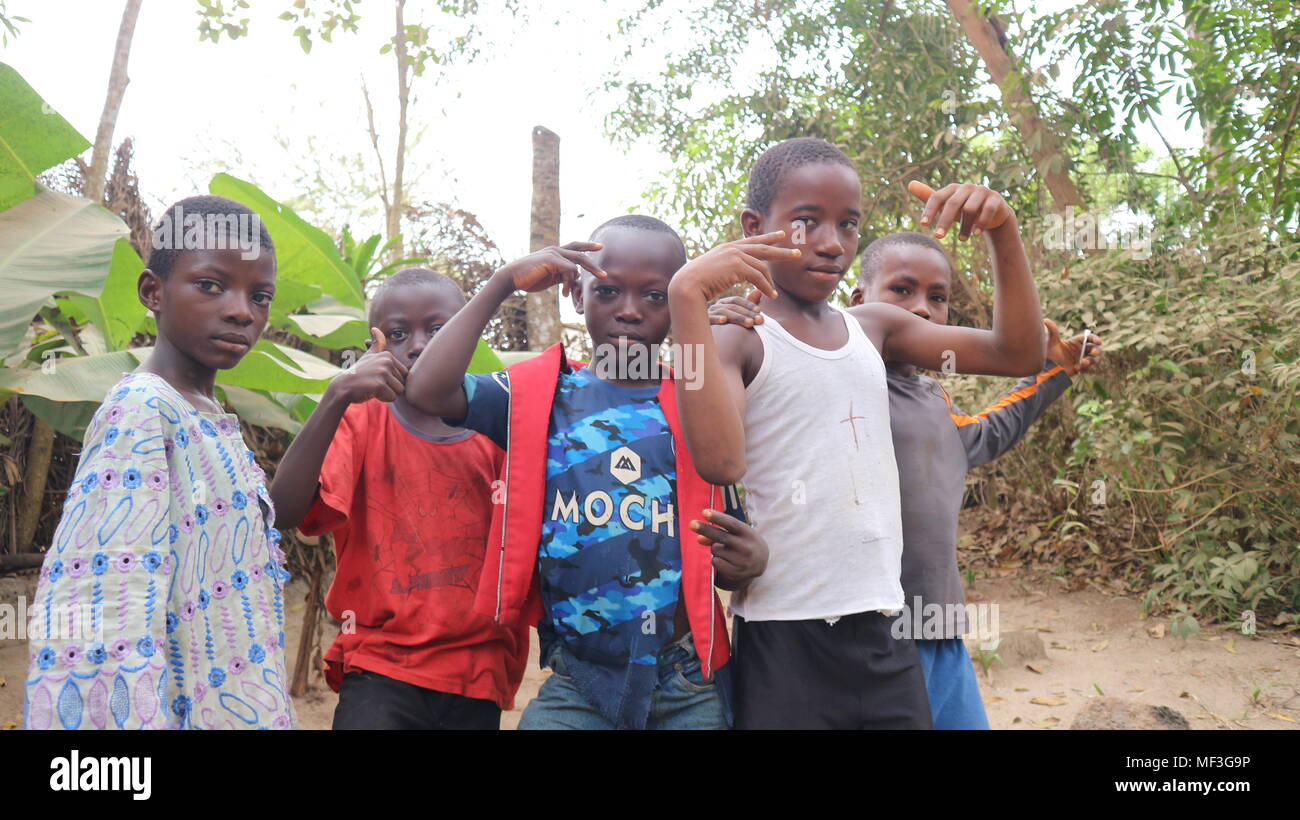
[326,327,409,404]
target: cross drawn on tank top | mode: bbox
[840,399,866,506]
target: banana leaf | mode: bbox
[209,173,365,309]
[0,187,129,358]
[0,62,90,211]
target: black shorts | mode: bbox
[332,670,501,730]
[732,611,934,730]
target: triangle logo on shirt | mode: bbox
[610,446,641,485]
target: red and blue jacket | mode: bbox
[469,342,732,680]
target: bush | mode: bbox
[944,224,1300,624]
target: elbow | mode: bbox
[1015,350,1044,376]
[696,456,746,487]
[1003,341,1046,376]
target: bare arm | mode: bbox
[270,329,406,530]
[405,242,604,420]
[862,183,1045,376]
[667,233,792,485]
[405,274,515,421]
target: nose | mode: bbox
[223,292,254,326]
[613,295,643,324]
[812,224,845,260]
[912,306,931,321]
[407,330,430,361]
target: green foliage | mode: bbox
[0,63,90,211]
[209,172,365,309]
[606,0,1035,256]
[948,225,1299,622]
[0,1,28,46]
[0,188,131,359]
[1005,0,1300,233]
[195,0,486,68]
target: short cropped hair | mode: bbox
[746,137,857,215]
[858,231,952,284]
[590,214,687,271]
[368,268,466,326]
[146,195,275,279]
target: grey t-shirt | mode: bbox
[888,362,1072,638]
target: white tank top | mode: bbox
[730,305,905,621]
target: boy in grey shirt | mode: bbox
[709,230,1102,729]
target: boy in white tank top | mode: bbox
[666,138,1047,729]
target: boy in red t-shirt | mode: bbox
[270,269,527,729]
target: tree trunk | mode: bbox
[387,0,410,261]
[289,548,325,697]
[944,0,1085,211]
[0,552,44,572]
[15,418,55,553]
[84,0,143,204]
[527,126,562,350]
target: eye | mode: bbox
[388,329,407,342]
[429,324,443,335]
[793,216,815,225]
[645,291,668,304]
[196,279,222,294]
[252,292,273,306]
[891,285,910,296]
[595,286,618,298]
[841,220,859,230]
[932,293,948,303]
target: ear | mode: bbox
[138,270,164,314]
[849,285,865,306]
[570,276,586,315]
[740,208,765,238]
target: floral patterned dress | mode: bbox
[24,372,297,729]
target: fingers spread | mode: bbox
[557,248,604,278]
[738,230,788,245]
[738,243,802,261]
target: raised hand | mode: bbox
[329,327,409,404]
[707,290,765,327]
[689,508,769,591]
[669,231,797,304]
[909,180,1014,241]
[1045,318,1103,377]
[495,241,605,297]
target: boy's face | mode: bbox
[741,162,862,302]
[573,227,679,352]
[851,244,952,325]
[369,283,466,364]
[139,247,276,370]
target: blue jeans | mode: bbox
[916,638,990,730]
[519,633,731,730]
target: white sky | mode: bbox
[2,0,1201,264]
[1,0,665,261]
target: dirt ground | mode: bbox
[3,571,1297,730]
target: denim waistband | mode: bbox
[658,631,697,666]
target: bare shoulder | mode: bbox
[711,321,763,385]
[845,302,901,350]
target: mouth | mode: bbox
[610,332,646,343]
[211,334,252,354]
[806,266,844,282]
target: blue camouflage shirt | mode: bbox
[459,365,731,728]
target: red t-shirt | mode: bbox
[299,399,526,710]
